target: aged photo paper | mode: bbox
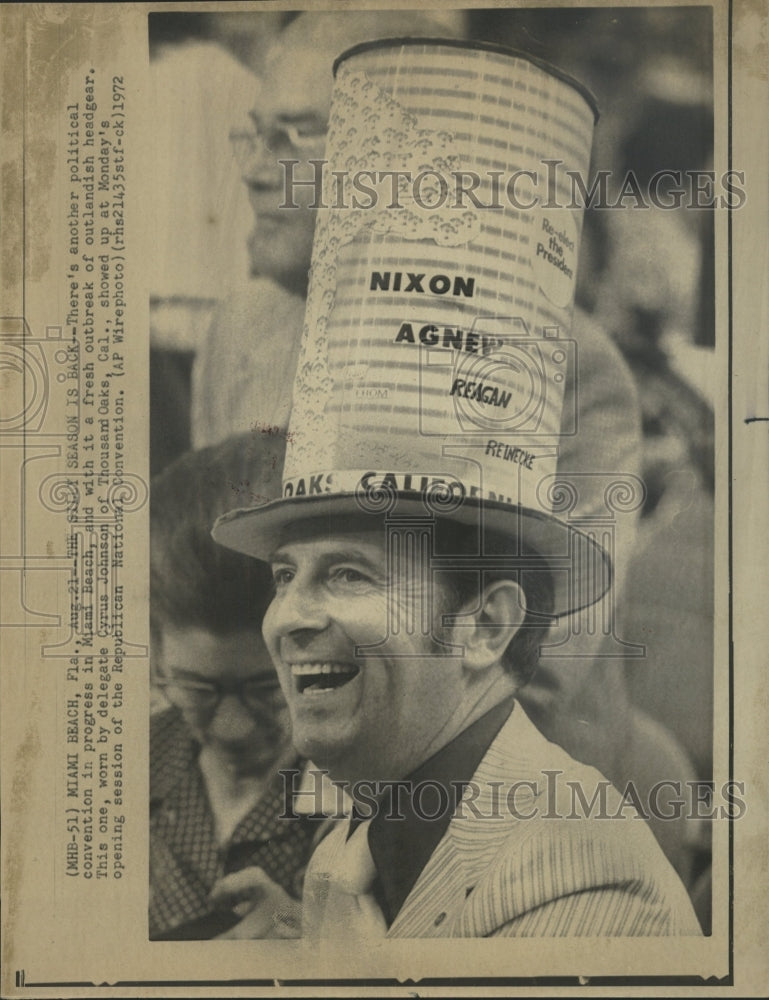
[1,1,767,995]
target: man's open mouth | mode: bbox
[290,662,360,694]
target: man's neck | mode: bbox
[339,672,517,806]
[416,671,517,774]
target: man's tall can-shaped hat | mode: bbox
[214,38,610,617]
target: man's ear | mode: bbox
[456,579,527,672]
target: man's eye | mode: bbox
[272,567,294,588]
[330,567,372,587]
[294,122,326,139]
[171,680,216,695]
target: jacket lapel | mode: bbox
[387,702,550,937]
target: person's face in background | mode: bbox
[238,34,333,294]
[236,11,460,295]
[154,624,293,779]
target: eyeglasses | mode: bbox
[229,120,327,170]
[155,676,286,715]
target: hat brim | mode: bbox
[212,492,611,619]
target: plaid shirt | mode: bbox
[149,707,318,939]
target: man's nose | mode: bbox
[208,695,257,742]
[241,151,282,189]
[240,129,294,186]
[266,577,331,639]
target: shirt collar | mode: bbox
[367,696,516,926]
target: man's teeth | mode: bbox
[290,662,359,693]
[291,662,355,675]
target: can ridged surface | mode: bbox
[284,39,596,513]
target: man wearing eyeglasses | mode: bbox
[231,10,457,297]
[191,10,458,449]
[149,434,320,939]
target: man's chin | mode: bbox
[292,730,354,779]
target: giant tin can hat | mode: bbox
[214,38,610,617]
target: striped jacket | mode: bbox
[384,704,702,937]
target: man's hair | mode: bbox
[432,519,556,688]
[150,433,285,637]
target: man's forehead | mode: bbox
[276,10,455,55]
[269,517,387,563]
[256,9,458,119]
[157,624,275,677]
[257,43,334,120]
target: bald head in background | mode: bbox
[242,10,463,292]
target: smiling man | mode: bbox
[264,522,538,789]
[216,497,700,939]
[252,514,699,938]
[211,29,701,939]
